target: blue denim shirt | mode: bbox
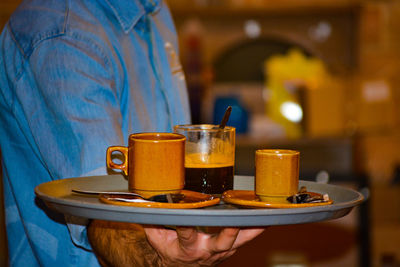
[0,0,190,265]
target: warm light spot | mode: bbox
[280,101,303,123]
[244,20,261,38]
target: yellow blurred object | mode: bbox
[264,48,329,138]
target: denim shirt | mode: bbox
[0,0,190,265]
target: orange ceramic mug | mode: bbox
[106,133,186,198]
[255,149,300,202]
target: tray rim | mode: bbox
[34,175,365,226]
[35,175,365,216]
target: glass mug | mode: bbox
[174,124,235,195]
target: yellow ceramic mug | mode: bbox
[255,149,300,202]
[106,133,186,198]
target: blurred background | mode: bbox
[1,0,400,266]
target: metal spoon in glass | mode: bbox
[71,189,184,203]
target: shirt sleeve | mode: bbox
[22,33,124,180]
[19,33,124,249]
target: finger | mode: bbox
[231,228,266,250]
[211,227,240,252]
[202,248,238,266]
[176,227,198,248]
[143,225,177,245]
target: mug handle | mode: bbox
[106,146,128,176]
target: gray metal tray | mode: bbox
[34,175,364,226]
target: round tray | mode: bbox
[34,174,365,226]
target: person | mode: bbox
[0,0,264,266]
